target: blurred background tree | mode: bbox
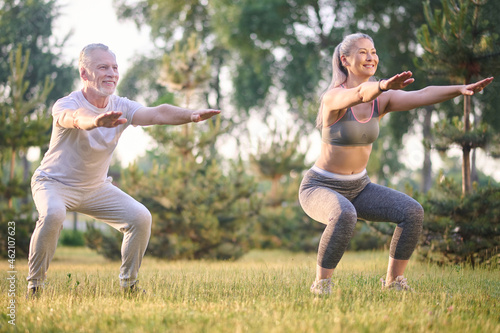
[88,35,261,260]
[415,0,500,266]
[2,0,499,265]
[0,0,76,103]
[417,0,500,194]
[112,0,499,261]
[0,46,55,257]
[0,0,77,257]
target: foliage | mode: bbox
[0,46,54,154]
[348,222,390,252]
[159,33,211,97]
[83,222,122,260]
[432,116,493,151]
[416,0,500,193]
[114,0,228,113]
[59,229,86,247]
[417,174,500,266]
[0,45,54,258]
[117,35,261,261]
[0,0,76,259]
[120,157,261,260]
[212,0,346,121]
[417,0,500,83]
[0,0,77,104]
[248,124,321,251]
[0,204,34,259]
[117,55,166,105]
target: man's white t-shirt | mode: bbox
[34,90,143,188]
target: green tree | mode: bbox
[211,0,349,122]
[0,0,76,259]
[116,36,261,260]
[114,0,236,151]
[117,55,166,105]
[417,174,500,267]
[417,0,500,194]
[114,0,227,110]
[213,0,436,186]
[349,0,445,192]
[0,0,76,104]
[248,125,321,250]
[0,45,54,257]
[113,1,430,253]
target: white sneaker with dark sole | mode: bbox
[310,278,333,295]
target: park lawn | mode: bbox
[1,247,499,333]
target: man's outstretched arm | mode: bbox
[57,108,127,130]
[131,104,220,126]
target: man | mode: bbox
[27,43,220,295]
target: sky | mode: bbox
[50,0,500,181]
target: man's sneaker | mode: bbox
[380,275,412,291]
[122,281,146,295]
[310,278,333,295]
[26,286,41,300]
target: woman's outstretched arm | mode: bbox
[381,77,494,114]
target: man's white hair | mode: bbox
[78,43,115,70]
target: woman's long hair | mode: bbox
[316,33,373,128]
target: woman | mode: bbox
[299,33,493,294]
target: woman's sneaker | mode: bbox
[380,275,412,291]
[310,278,333,295]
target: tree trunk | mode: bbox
[73,212,78,232]
[422,106,433,193]
[462,95,472,194]
[8,149,16,208]
[471,101,479,184]
[21,151,31,205]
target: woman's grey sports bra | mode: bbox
[322,98,380,147]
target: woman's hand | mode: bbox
[380,71,415,91]
[190,109,221,122]
[461,77,494,95]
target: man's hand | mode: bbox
[190,109,221,123]
[94,111,127,128]
[72,109,126,130]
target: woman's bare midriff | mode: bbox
[315,143,372,175]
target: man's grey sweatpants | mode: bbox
[27,175,152,289]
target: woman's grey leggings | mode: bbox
[299,169,424,269]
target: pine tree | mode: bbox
[0,45,54,257]
[417,0,500,194]
[116,35,261,260]
[248,124,320,250]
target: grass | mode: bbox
[1,247,499,333]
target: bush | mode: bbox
[84,222,122,260]
[348,221,391,251]
[251,198,324,253]
[0,201,35,259]
[120,157,261,261]
[59,229,85,247]
[417,176,500,267]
